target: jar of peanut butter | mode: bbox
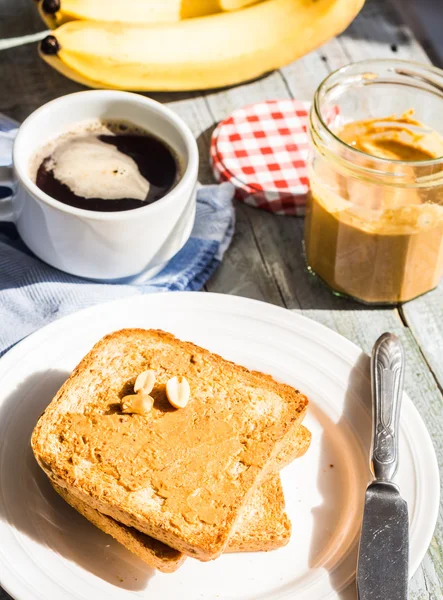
[305,60,443,304]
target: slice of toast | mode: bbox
[227,474,290,553]
[32,329,308,560]
[272,422,312,471]
[213,423,313,553]
[50,426,311,572]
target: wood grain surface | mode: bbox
[0,0,441,598]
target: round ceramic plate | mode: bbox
[0,293,438,600]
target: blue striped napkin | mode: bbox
[0,114,235,356]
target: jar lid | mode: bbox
[210,99,311,216]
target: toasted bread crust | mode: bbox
[32,329,308,560]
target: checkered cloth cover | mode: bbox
[210,99,312,216]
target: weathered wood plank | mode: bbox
[392,0,443,68]
[401,288,443,390]
[340,0,429,63]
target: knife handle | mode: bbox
[370,333,405,483]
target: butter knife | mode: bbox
[356,332,409,600]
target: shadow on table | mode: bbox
[340,0,412,44]
[308,353,372,599]
[0,0,45,40]
[196,126,219,184]
[213,201,396,312]
[0,369,154,592]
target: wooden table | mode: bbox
[0,0,442,597]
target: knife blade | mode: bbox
[357,333,409,600]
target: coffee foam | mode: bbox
[47,135,150,201]
[30,120,163,201]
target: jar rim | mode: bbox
[313,58,443,169]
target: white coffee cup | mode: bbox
[0,90,198,280]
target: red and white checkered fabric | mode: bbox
[210,99,312,216]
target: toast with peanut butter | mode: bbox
[51,425,311,572]
[32,329,308,561]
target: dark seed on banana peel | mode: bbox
[42,0,60,14]
[40,35,61,56]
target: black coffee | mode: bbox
[34,121,179,212]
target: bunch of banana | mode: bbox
[37,0,259,26]
[36,0,365,92]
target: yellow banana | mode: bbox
[37,0,228,27]
[219,0,260,8]
[39,0,365,92]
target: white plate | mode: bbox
[0,293,438,600]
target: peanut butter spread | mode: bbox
[305,111,443,303]
[338,111,443,162]
[60,411,243,525]
[50,333,301,530]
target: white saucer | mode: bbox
[0,293,438,600]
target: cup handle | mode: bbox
[0,168,15,222]
[0,114,19,223]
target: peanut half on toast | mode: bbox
[32,329,309,562]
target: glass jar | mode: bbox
[305,59,443,304]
